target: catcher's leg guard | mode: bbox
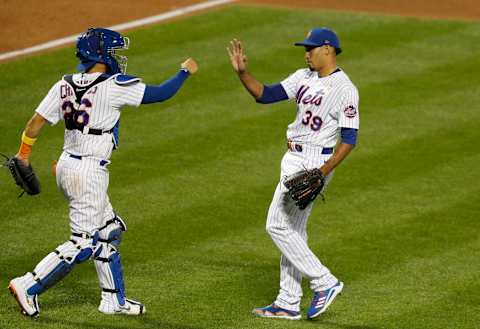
[94,214,145,315]
[27,232,99,295]
[9,232,99,316]
[25,232,99,295]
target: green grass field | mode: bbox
[1,4,479,329]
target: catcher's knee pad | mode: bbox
[26,232,99,295]
[94,214,127,306]
[98,213,127,249]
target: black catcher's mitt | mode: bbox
[284,168,325,210]
[2,155,41,197]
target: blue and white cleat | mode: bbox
[252,303,301,320]
[307,281,344,320]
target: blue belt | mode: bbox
[69,154,109,166]
[321,147,333,154]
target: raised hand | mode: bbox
[227,39,248,74]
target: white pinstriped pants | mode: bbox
[56,151,115,234]
[267,148,338,312]
[17,152,117,295]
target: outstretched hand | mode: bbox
[181,58,198,74]
[227,39,248,74]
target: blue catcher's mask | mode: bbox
[76,28,130,74]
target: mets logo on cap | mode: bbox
[344,105,357,118]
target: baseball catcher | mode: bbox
[284,168,325,210]
[8,27,198,318]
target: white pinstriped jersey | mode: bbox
[35,73,146,160]
[281,68,359,148]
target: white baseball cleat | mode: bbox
[307,281,343,319]
[99,298,146,315]
[8,277,40,317]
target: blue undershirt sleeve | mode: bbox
[256,84,289,104]
[141,69,190,104]
[340,127,358,145]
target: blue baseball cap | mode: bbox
[294,27,342,54]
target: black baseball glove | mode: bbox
[284,168,325,210]
[2,155,41,197]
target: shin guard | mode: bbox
[94,214,127,307]
[25,232,99,296]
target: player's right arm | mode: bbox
[227,39,288,104]
[15,113,47,165]
[15,80,63,165]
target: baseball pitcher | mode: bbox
[227,28,359,320]
[8,28,198,317]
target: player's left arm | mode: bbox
[320,84,359,176]
[319,140,355,176]
[141,58,198,104]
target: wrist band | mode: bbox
[22,131,37,146]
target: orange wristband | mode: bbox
[18,142,32,159]
[18,131,36,159]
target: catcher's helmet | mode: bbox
[76,28,130,74]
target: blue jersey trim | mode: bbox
[114,74,141,86]
[340,127,357,145]
[256,84,288,104]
